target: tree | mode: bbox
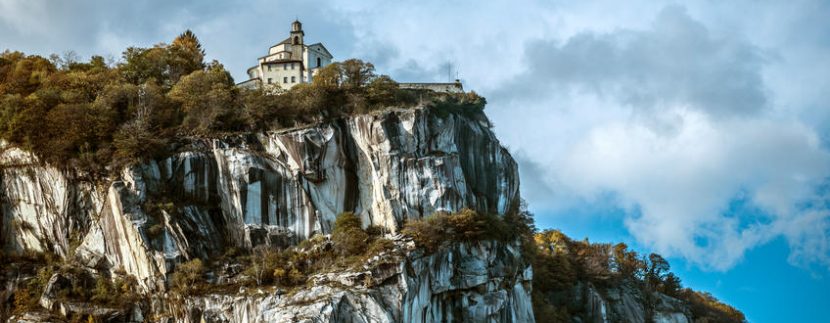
[647,254,669,279]
[645,253,670,290]
[287,83,328,116]
[612,243,643,280]
[112,93,167,162]
[661,272,682,296]
[366,75,398,107]
[168,62,243,133]
[168,30,206,82]
[119,46,169,86]
[89,55,108,71]
[48,51,81,70]
[340,59,375,88]
[574,242,613,282]
[311,63,342,88]
[91,276,115,304]
[0,52,56,96]
[250,245,276,286]
[43,103,100,164]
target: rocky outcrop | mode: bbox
[0,145,99,258]
[38,273,144,322]
[1,107,518,286]
[86,107,516,284]
[163,239,533,323]
[574,282,691,323]
[1,106,531,321]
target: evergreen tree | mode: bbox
[169,30,206,82]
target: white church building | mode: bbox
[238,20,333,90]
[239,20,464,94]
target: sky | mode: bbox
[1,0,828,321]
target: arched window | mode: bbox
[293,36,299,45]
[316,57,321,67]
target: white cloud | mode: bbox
[487,5,830,270]
[560,107,829,269]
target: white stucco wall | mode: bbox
[260,62,304,90]
[268,44,291,56]
[302,45,332,83]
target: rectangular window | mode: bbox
[284,77,288,83]
[283,64,287,70]
[267,65,272,71]
[291,76,296,83]
[267,78,272,84]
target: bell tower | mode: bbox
[290,20,305,60]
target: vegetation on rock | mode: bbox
[166,212,396,296]
[0,251,139,321]
[0,31,482,176]
[531,229,746,323]
[399,207,745,322]
[402,208,528,253]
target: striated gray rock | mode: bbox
[1,106,532,322]
[162,239,533,323]
[0,144,99,258]
[576,282,691,323]
[38,273,143,322]
[2,107,518,286]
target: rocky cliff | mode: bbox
[0,106,706,323]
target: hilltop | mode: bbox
[0,32,742,322]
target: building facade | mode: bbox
[238,20,333,90]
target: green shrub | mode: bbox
[366,75,398,107]
[331,212,369,257]
[12,287,37,314]
[429,91,486,118]
[365,238,395,258]
[402,209,513,252]
[91,276,114,304]
[170,258,205,295]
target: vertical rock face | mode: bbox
[0,145,99,258]
[91,107,518,269]
[573,282,692,323]
[0,107,530,321]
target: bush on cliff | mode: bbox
[170,258,206,295]
[429,91,486,118]
[401,209,523,253]
[331,212,369,257]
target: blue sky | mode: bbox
[1,0,829,321]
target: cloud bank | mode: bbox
[490,5,830,270]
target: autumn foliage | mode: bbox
[0,32,428,175]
